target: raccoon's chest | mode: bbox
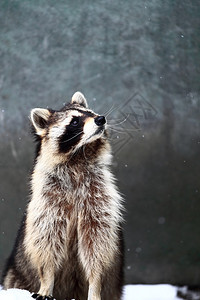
[40,168,105,218]
[33,170,105,250]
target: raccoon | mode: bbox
[1,92,124,300]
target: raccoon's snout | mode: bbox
[95,116,106,126]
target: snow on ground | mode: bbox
[0,284,183,300]
[0,287,33,300]
[123,285,180,300]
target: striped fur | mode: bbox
[1,92,124,300]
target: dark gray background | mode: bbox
[0,0,200,286]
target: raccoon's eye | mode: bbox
[71,117,80,126]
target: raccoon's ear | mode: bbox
[30,108,51,136]
[71,91,88,108]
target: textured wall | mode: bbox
[0,0,200,285]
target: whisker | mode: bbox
[107,117,127,123]
[103,104,115,117]
[67,150,77,163]
[104,103,124,118]
[67,144,84,163]
[107,126,126,133]
[82,145,87,160]
[59,131,83,144]
[108,127,132,134]
[107,114,130,126]
[108,126,141,133]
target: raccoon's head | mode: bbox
[30,92,110,164]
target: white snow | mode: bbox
[0,284,182,300]
[123,284,180,300]
[0,287,32,300]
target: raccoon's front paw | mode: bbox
[32,293,55,300]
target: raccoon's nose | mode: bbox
[95,115,106,126]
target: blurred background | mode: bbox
[0,0,200,286]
